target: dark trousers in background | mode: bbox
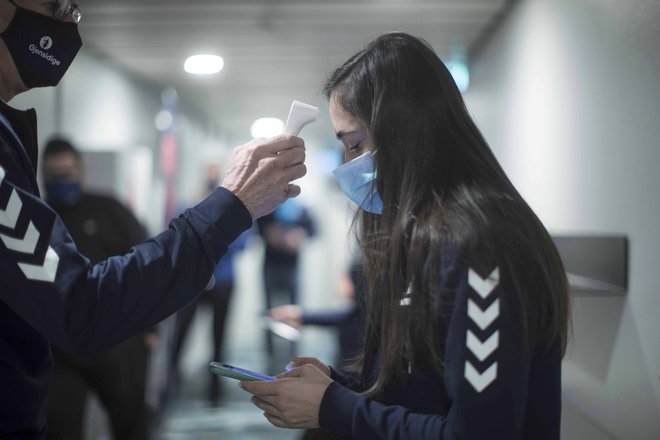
[46,335,150,440]
[170,280,233,403]
[263,264,299,374]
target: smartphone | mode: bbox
[209,362,276,382]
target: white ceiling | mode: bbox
[78,0,512,139]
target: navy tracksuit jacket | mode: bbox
[318,252,562,439]
[0,100,251,438]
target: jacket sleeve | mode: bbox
[0,167,252,355]
[302,305,354,327]
[318,264,534,439]
[328,366,363,391]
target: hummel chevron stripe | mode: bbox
[465,360,498,393]
[0,221,39,254]
[17,246,60,282]
[467,330,499,362]
[465,266,500,393]
[468,267,500,299]
[0,189,21,228]
[467,298,499,331]
[0,166,60,282]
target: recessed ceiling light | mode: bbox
[184,54,224,75]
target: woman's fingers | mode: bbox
[284,357,331,376]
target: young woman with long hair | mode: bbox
[241,32,570,440]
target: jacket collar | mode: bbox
[0,99,39,172]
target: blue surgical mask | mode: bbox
[333,151,383,214]
[45,180,81,207]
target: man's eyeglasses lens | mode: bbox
[55,0,81,23]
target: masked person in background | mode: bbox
[267,258,365,376]
[241,32,570,440]
[41,138,158,440]
[0,1,306,438]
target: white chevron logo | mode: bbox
[18,246,59,282]
[464,266,500,393]
[0,189,21,228]
[467,330,499,362]
[468,267,499,299]
[468,298,499,330]
[465,360,497,392]
[0,166,60,283]
[0,221,39,254]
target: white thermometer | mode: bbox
[284,100,319,135]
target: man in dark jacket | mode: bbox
[40,138,155,440]
[0,1,306,437]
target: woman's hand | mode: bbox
[240,363,333,429]
[282,356,330,377]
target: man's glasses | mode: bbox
[53,0,81,23]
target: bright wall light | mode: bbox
[154,110,174,131]
[184,54,224,75]
[446,60,470,93]
[250,117,284,138]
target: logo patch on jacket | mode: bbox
[0,166,60,282]
[464,267,500,392]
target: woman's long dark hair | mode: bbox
[324,32,569,396]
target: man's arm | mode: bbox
[0,182,250,355]
[0,135,306,355]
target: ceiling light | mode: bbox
[250,117,284,138]
[184,54,224,75]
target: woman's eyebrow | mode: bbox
[336,130,359,140]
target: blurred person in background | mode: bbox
[170,163,252,406]
[268,258,365,375]
[41,138,157,440]
[0,0,306,437]
[257,197,316,373]
[241,32,570,439]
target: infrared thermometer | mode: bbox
[284,100,319,135]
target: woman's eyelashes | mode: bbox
[348,142,361,154]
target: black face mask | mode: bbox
[1,1,82,88]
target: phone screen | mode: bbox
[209,362,276,382]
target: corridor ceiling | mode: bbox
[79,0,512,140]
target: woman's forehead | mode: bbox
[329,98,359,130]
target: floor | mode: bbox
[155,294,337,440]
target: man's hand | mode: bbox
[221,135,306,220]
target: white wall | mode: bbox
[464,0,660,438]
